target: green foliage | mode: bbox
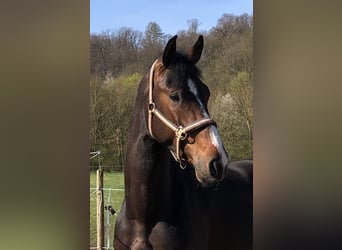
[90,73,142,166]
[118,72,141,89]
[229,71,253,138]
[90,13,253,164]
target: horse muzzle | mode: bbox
[183,125,229,186]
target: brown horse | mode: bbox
[114,35,252,250]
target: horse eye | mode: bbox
[169,93,180,102]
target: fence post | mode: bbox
[96,168,104,250]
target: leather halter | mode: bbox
[147,59,217,169]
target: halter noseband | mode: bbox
[148,59,217,169]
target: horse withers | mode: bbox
[114,35,252,250]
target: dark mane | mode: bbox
[160,52,202,89]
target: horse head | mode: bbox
[147,35,229,186]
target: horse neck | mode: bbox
[125,74,161,169]
[123,76,173,222]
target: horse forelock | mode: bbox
[157,52,202,89]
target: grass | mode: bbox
[90,171,125,249]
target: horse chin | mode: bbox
[193,167,221,189]
[196,175,220,189]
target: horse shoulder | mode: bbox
[225,159,253,184]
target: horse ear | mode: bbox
[162,35,177,67]
[188,35,203,64]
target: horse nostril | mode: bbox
[209,158,223,179]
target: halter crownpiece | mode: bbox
[147,59,217,169]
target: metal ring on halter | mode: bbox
[175,126,187,141]
[148,103,156,112]
[180,133,187,140]
[179,160,187,169]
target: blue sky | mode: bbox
[91,0,253,35]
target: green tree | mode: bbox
[143,22,165,45]
[100,73,141,167]
[89,76,108,165]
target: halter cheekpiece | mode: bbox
[148,59,217,169]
